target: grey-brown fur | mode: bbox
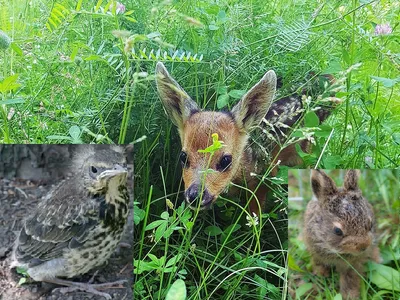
[10,146,130,299]
[304,170,380,299]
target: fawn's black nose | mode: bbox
[186,184,199,203]
[185,184,214,208]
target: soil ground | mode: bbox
[0,172,134,300]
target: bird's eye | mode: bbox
[180,151,189,168]
[91,166,98,173]
[217,154,232,172]
[333,226,343,236]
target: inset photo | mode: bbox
[288,169,400,299]
[0,145,134,300]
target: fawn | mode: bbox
[156,62,336,215]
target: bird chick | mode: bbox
[10,145,130,299]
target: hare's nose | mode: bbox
[357,237,372,251]
[358,245,368,251]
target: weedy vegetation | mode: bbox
[288,169,400,300]
[1,0,399,299]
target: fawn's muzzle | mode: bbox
[185,183,214,209]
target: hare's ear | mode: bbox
[311,170,338,202]
[344,170,361,191]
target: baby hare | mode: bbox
[304,170,380,299]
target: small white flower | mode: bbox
[246,212,259,227]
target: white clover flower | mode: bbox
[246,212,259,227]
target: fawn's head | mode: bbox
[156,62,276,209]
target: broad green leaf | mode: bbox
[217,10,227,23]
[333,294,342,300]
[155,222,167,241]
[16,267,28,275]
[147,253,160,264]
[165,254,183,268]
[10,42,23,56]
[216,86,227,94]
[304,111,319,127]
[133,260,155,274]
[166,279,187,300]
[228,89,245,99]
[295,282,313,299]
[69,125,81,141]
[314,124,333,137]
[392,133,400,145]
[133,207,145,225]
[254,274,267,298]
[204,225,223,236]
[144,219,165,231]
[209,24,219,31]
[288,253,303,272]
[0,74,21,93]
[369,262,400,291]
[18,277,27,286]
[161,211,169,220]
[370,76,400,88]
[321,60,342,74]
[323,155,342,169]
[217,94,229,109]
[147,32,161,39]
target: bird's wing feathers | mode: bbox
[15,191,102,265]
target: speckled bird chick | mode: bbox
[10,146,130,299]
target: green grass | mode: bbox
[1,0,400,299]
[288,169,400,299]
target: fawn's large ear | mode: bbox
[344,170,361,192]
[231,70,277,131]
[311,170,338,203]
[156,62,199,130]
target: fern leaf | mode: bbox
[275,20,312,52]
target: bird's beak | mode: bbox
[98,165,128,180]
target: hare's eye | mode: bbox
[369,221,374,231]
[333,227,343,236]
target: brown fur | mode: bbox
[304,170,380,299]
[156,62,334,215]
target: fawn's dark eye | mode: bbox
[91,166,98,173]
[333,227,343,236]
[217,154,232,172]
[180,151,189,168]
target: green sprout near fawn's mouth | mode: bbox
[198,133,225,154]
[198,133,225,175]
